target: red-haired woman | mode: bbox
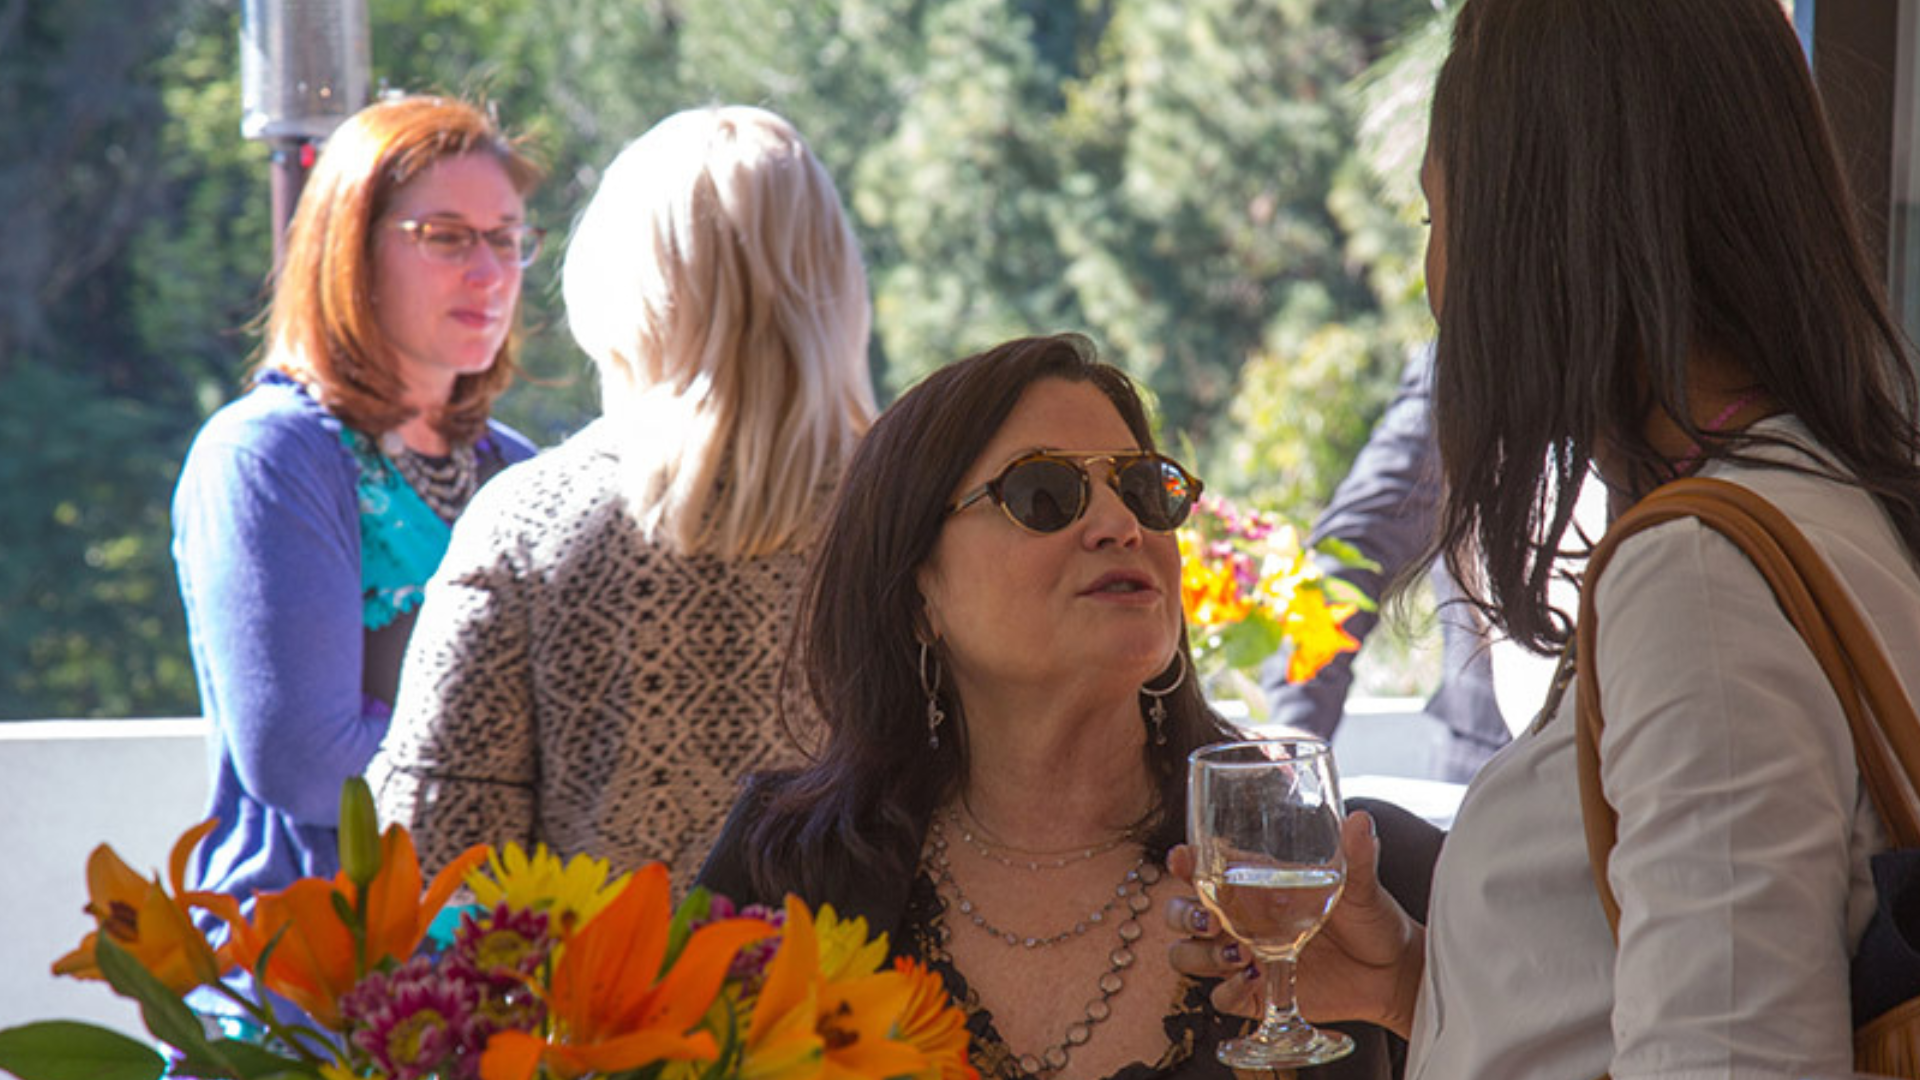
[170,94,541,920]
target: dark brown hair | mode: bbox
[1427,0,1920,651]
[262,94,544,443]
[744,333,1230,898]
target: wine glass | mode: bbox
[1188,738,1353,1068]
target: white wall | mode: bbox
[0,720,208,1034]
[0,701,1462,1039]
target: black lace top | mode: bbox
[696,777,1428,1080]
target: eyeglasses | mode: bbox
[948,451,1204,534]
[391,218,546,268]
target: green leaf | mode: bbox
[1318,576,1379,613]
[171,1038,314,1080]
[0,1021,166,1080]
[662,887,713,971]
[1312,537,1382,575]
[93,937,216,1065]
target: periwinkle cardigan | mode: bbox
[170,372,534,907]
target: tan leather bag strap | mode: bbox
[1575,476,1920,938]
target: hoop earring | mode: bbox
[919,640,947,750]
[1139,652,1188,747]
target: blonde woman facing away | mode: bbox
[369,106,877,884]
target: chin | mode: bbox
[445,352,502,377]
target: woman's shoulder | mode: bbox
[452,420,634,544]
[481,416,539,464]
[695,770,804,903]
[182,373,349,479]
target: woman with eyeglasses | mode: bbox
[367,105,877,887]
[698,333,1434,1080]
[170,94,540,937]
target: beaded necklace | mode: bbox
[923,813,1162,1077]
[947,806,1143,871]
[379,431,478,524]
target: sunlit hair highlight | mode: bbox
[262,94,542,444]
[563,105,877,559]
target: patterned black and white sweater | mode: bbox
[368,418,823,886]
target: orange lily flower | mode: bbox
[52,818,237,994]
[1284,592,1361,684]
[218,826,486,1028]
[479,862,777,1080]
[740,896,929,1080]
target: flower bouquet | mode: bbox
[0,779,975,1080]
[1178,494,1374,719]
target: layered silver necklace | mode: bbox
[923,809,1161,1077]
[380,431,478,523]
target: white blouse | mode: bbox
[1407,419,1913,1080]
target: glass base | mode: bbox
[1216,1024,1355,1069]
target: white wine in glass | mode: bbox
[1189,738,1354,1068]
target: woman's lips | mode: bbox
[1080,570,1160,598]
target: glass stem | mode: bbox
[1258,954,1305,1041]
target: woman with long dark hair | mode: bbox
[702,334,1433,1080]
[1171,1,1920,1077]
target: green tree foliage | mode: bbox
[4,0,1442,718]
[0,0,237,719]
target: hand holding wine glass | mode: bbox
[1188,738,1354,1068]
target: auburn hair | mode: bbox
[262,94,543,443]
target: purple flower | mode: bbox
[694,895,785,987]
[448,903,551,1041]
[453,903,552,980]
[340,955,481,1080]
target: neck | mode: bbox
[1599,348,1771,490]
[955,692,1157,851]
[389,413,451,456]
[1644,349,1771,457]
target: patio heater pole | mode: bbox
[239,0,370,268]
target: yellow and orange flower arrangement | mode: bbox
[0,780,976,1080]
[1178,495,1370,700]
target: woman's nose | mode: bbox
[464,241,512,286]
[1081,472,1144,548]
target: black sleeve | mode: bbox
[693,773,788,906]
[1346,795,1445,924]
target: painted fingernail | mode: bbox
[1189,907,1212,934]
[1221,942,1244,965]
[1243,963,1262,981]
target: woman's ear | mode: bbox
[911,594,943,646]
[913,568,949,644]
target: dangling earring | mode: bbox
[919,640,947,749]
[1139,652,1188,747]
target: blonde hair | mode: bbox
[563,105,876,559]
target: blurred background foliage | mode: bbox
[0,0,1448,719]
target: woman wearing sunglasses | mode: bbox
[699,333,1430,1080]
[170,95,540,1019]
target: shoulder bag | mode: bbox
[1575,476,1920,1079]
